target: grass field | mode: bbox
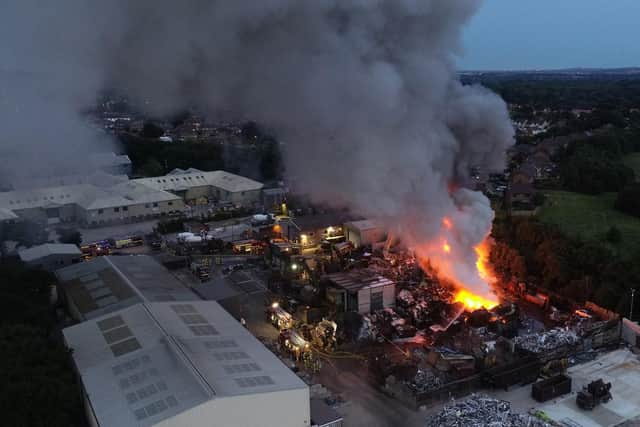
[538,191,640,257]
[623,152,640,181]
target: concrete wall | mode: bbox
[156,387,310,427]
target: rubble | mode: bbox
[407,369,442,394]
[425,394,552,427]
[513,328,579,354]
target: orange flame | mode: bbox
[442,217,453,230]
[474,240,496,283]
[442,241,451,253]
[453,289,498,310]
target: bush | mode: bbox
[615,183,640,217]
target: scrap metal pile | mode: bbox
[513,328,579,355]
[425,394,552,427]
[407,369,442,394]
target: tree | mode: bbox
[606,226,622,244]
[139,158,165,177]
[141,121,165,138]
[615,183,640,217]
[57,228,82,246]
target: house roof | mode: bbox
[63,301,308,427]
[19,243,81,262]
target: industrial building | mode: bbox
[18,243,82,271]
[63,301,310,427]
[344,219,386,248]
[324,269,395,314]
[0,169,263,227]
[56,255,199,321]
[134,168,263,206]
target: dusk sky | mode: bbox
[460,0,640,70]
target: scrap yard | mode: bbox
[158,207,635,427]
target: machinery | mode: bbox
[311,319,338,351]
[576,379,612,410]
[266,302,294,330]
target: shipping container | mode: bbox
[532,374,572,402]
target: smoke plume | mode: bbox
[2,0,514,294]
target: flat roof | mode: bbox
[324,269,395,292]
[63,301,308,427]
[344,219,381,232]
[56,256,198,320]
[19,243,81,262]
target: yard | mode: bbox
[538,191,640,257]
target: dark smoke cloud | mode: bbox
[2,0,513,291]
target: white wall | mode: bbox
[156,387,310,427]
[83,199,184,226]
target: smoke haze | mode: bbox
[2,0,514,293]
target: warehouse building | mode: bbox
[19,243,82,272]
[134,168,263,206]
[63,301,310,427]
[56,255,198,321]
[324,269,395,314]
[0,169,261,227]
[0,181,183,227]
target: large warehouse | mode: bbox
[0,169,263,227]
[63,301,310,427]
[134,168,264,206]
[56,255,199,321]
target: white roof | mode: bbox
[63,301,308,427]
[56,256,199,320]
[0,208,18,221]
[19,243,81,262]
[344,219,381,232]
[134,170,263,194]
[0,181,180,212]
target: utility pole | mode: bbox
[631,288,636,321]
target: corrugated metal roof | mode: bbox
[63,301,308,427]
[134,170,263,194]
[18,243,81,262]
[324,269,395,292]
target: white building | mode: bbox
[324,269,395,314]
[0,169,262,227]
[63,301,310,427]
[134,168,263,206]
[56,255,199,321]
[18,243,82,271]
[344,220,386,248]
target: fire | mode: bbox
[442,217,453,230]
[414,216,499,311]
[453,288,498,310]
[474,240,496,283]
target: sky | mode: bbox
[459,0,640,70]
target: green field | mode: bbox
[624,152,640,181]
[538,191,640,257]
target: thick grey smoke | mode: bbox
[2,0,514,293]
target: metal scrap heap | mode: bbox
[425,394,551,427]
[407,369,442,394]
[513,328,579,354]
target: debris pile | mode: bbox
[425,394,552,427]
[407,369,442,394]
[514,328,579,354]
